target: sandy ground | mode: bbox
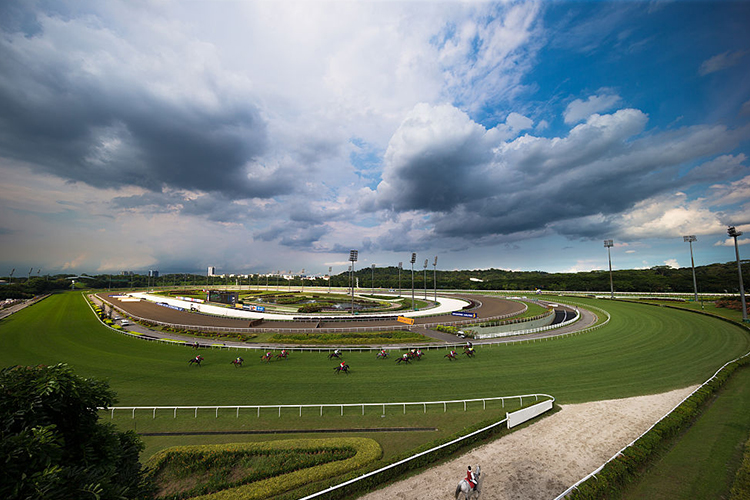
[358,386,699,500]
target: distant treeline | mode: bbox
[1,260,748,298]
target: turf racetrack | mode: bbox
[1,293,749,407]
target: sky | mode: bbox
[0,0,749,277]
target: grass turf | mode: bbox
[2,293,748,407]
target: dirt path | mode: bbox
[358,386,698,500]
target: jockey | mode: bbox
[380,349,387,356]
[466,341,473,349]
[450,350,456,357]
[466,466,477,490]
[281,349,287,357]
[266,351,271,358]
[339,361,346,370]
[334,349,341,357]
[236,357,242,363]
[402,353,409,361]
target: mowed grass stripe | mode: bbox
[0,294,748,406]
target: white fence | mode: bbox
[103,393,553,420]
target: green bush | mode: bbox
[146,438,381,500]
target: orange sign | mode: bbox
[397,316,414,325]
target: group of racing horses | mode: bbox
[188,343,476,371]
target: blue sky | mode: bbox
[0,0,748,277]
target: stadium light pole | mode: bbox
[349,250,358,314]
[423,259,428,299]
[398,262,402,297]
[328,266,332,294]
[433,256,438,304]
[604,239,614,299]
[9,268,14,285]
[683,235,699,302]
[410,253,416,311]
[728,226,748,322]
[371,264,375,293]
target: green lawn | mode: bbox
[2,293,748,408]
[3,291,750,471]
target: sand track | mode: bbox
[358,386,698,500]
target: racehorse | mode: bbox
[230,357,244,367]
[260,352,273,362]
[445,350,458,361]
[463,347,476,358]
[455,465,481,499]
[333,363,350,375]
[188,355,204,367]
[328,351,342,360]
[407,349,423,361]
[376,350,389,359]
[275,350,288,360]
[395,354,410,364]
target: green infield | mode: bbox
[1,293,749,408]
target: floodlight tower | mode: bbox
[683,235,699,302]
[398,262,403,297]
[423,259,428,299]
[433,256,438,304]
[371,264,376,293]
[727,226,748,322]
[328,266,332,294]
[604,239,614,299]
[349,250,358,314]
[410,253,416,311]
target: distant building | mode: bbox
[148,270,159,278]
[208,266,216,276]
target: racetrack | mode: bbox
[94,291,528,333]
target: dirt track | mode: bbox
[95,292,526,332]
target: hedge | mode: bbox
[145,438,381,500]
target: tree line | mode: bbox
[1,260,747,297]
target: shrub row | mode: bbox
[144,438,381,500]
[149,446,356,499]
[568,356,750,499]
[270,330,426,345]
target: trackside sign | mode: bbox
[452,311,478,318]
[397,316,414,325]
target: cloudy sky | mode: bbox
[1,0,749,277]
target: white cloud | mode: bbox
[664,258,679,269]
[563,93,622,124]
[699,50,748,76]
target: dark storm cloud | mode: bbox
[372,104,750,245]
[0,5,276,201]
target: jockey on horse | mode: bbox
[445,350,458,361]
[377,349,388,359]
[465,466,477,491]
[396,353,410,364]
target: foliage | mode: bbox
[0,363,152,499]
[269,330,428,345]
[716,296,750,315]
[145,438,381,500]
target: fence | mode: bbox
[103,393,553,420]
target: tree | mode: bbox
[0,364,152,499]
